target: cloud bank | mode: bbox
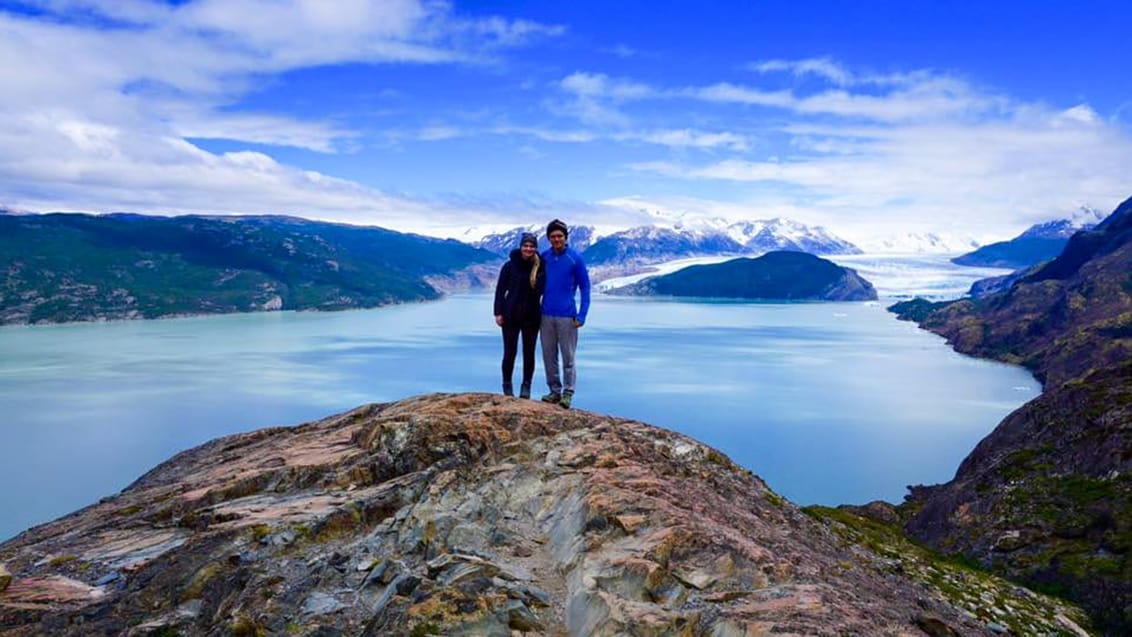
[0,4,1129,245]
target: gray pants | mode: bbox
[540,316,578,394]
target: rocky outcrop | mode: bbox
[0,394,1087,636]
[898,195,1132,634]
[610,251,877,301]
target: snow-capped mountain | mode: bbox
[723,218,861,254]
[582,220,860,266]
[952,205,1105,269]
[1018,205,1105,239]
[464,214,861,267]
[472,224,597,255]
[860,232,982,255]
[582,226,744,266]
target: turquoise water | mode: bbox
[0,294,1039,541]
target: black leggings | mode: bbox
[501,322,540,385]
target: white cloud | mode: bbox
[608,44,637,58]
[688,83,795,109]
[628,129,748,151]
[750,57,856,85]
[172,112,357,153]
[554,72,654,125]
[417,125,462,141]
[1,3,1128,248]
[627,106,1132,240]
[0,1,567,233]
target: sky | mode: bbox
[1,0,1130,248]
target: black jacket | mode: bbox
[493,249,546,326]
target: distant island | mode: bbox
[0,213,496,325]
[609,251,877,301]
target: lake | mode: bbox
[0,278,1037,541]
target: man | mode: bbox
[539,218,591,409]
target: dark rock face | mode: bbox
[900,195,1132,634]
[0,394,1087,636]
[612,251,877,301]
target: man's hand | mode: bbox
[573,318,584,328]
[495,315,505,326]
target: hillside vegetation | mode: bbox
[0,213,495,324]
[894,194,1132,634]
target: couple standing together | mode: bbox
[493,219,591,409]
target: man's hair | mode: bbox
[546,218,568,237]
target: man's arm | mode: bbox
[575,254,591,326]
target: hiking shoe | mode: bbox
[541,392,561,404]
[519,383,531,399]
[559,392,573,409]
[502,383,514,397]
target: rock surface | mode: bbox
[0,394,1087,636]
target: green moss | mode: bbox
[181,563,225,602]
[48,555,79,567]
[802,505,1094,635]
[705,448,730,467]
[229,616,268,637]
[250,524,272,542]
[409,622,441,636]
[313,504,364,543]
[764,490,785,508]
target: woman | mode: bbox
[493,232,545,398]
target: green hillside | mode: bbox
[0,213,496,324]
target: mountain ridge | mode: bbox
[0,213,496,325]
[951,206,1105,269]
[471,217,861,267]
[892,194,1132,634]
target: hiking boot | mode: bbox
[519,383,531,399]
[502,382,514,397]
[559,392,573,409]
[541,391,561,404]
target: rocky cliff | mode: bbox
[0,395,1088,636]
[897,195,1132,634]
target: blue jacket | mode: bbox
[540,246,591,324]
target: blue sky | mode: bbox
[1,0,1130,247]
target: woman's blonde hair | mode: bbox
[530,253,540,289]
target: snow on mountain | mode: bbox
[472,224,598,255]
[950,205,1107,268]
[723,218,861,254]
[467,216,861,265]
[858,232,982,255]
[582,226,744,266]
[1019,205,1105,239]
